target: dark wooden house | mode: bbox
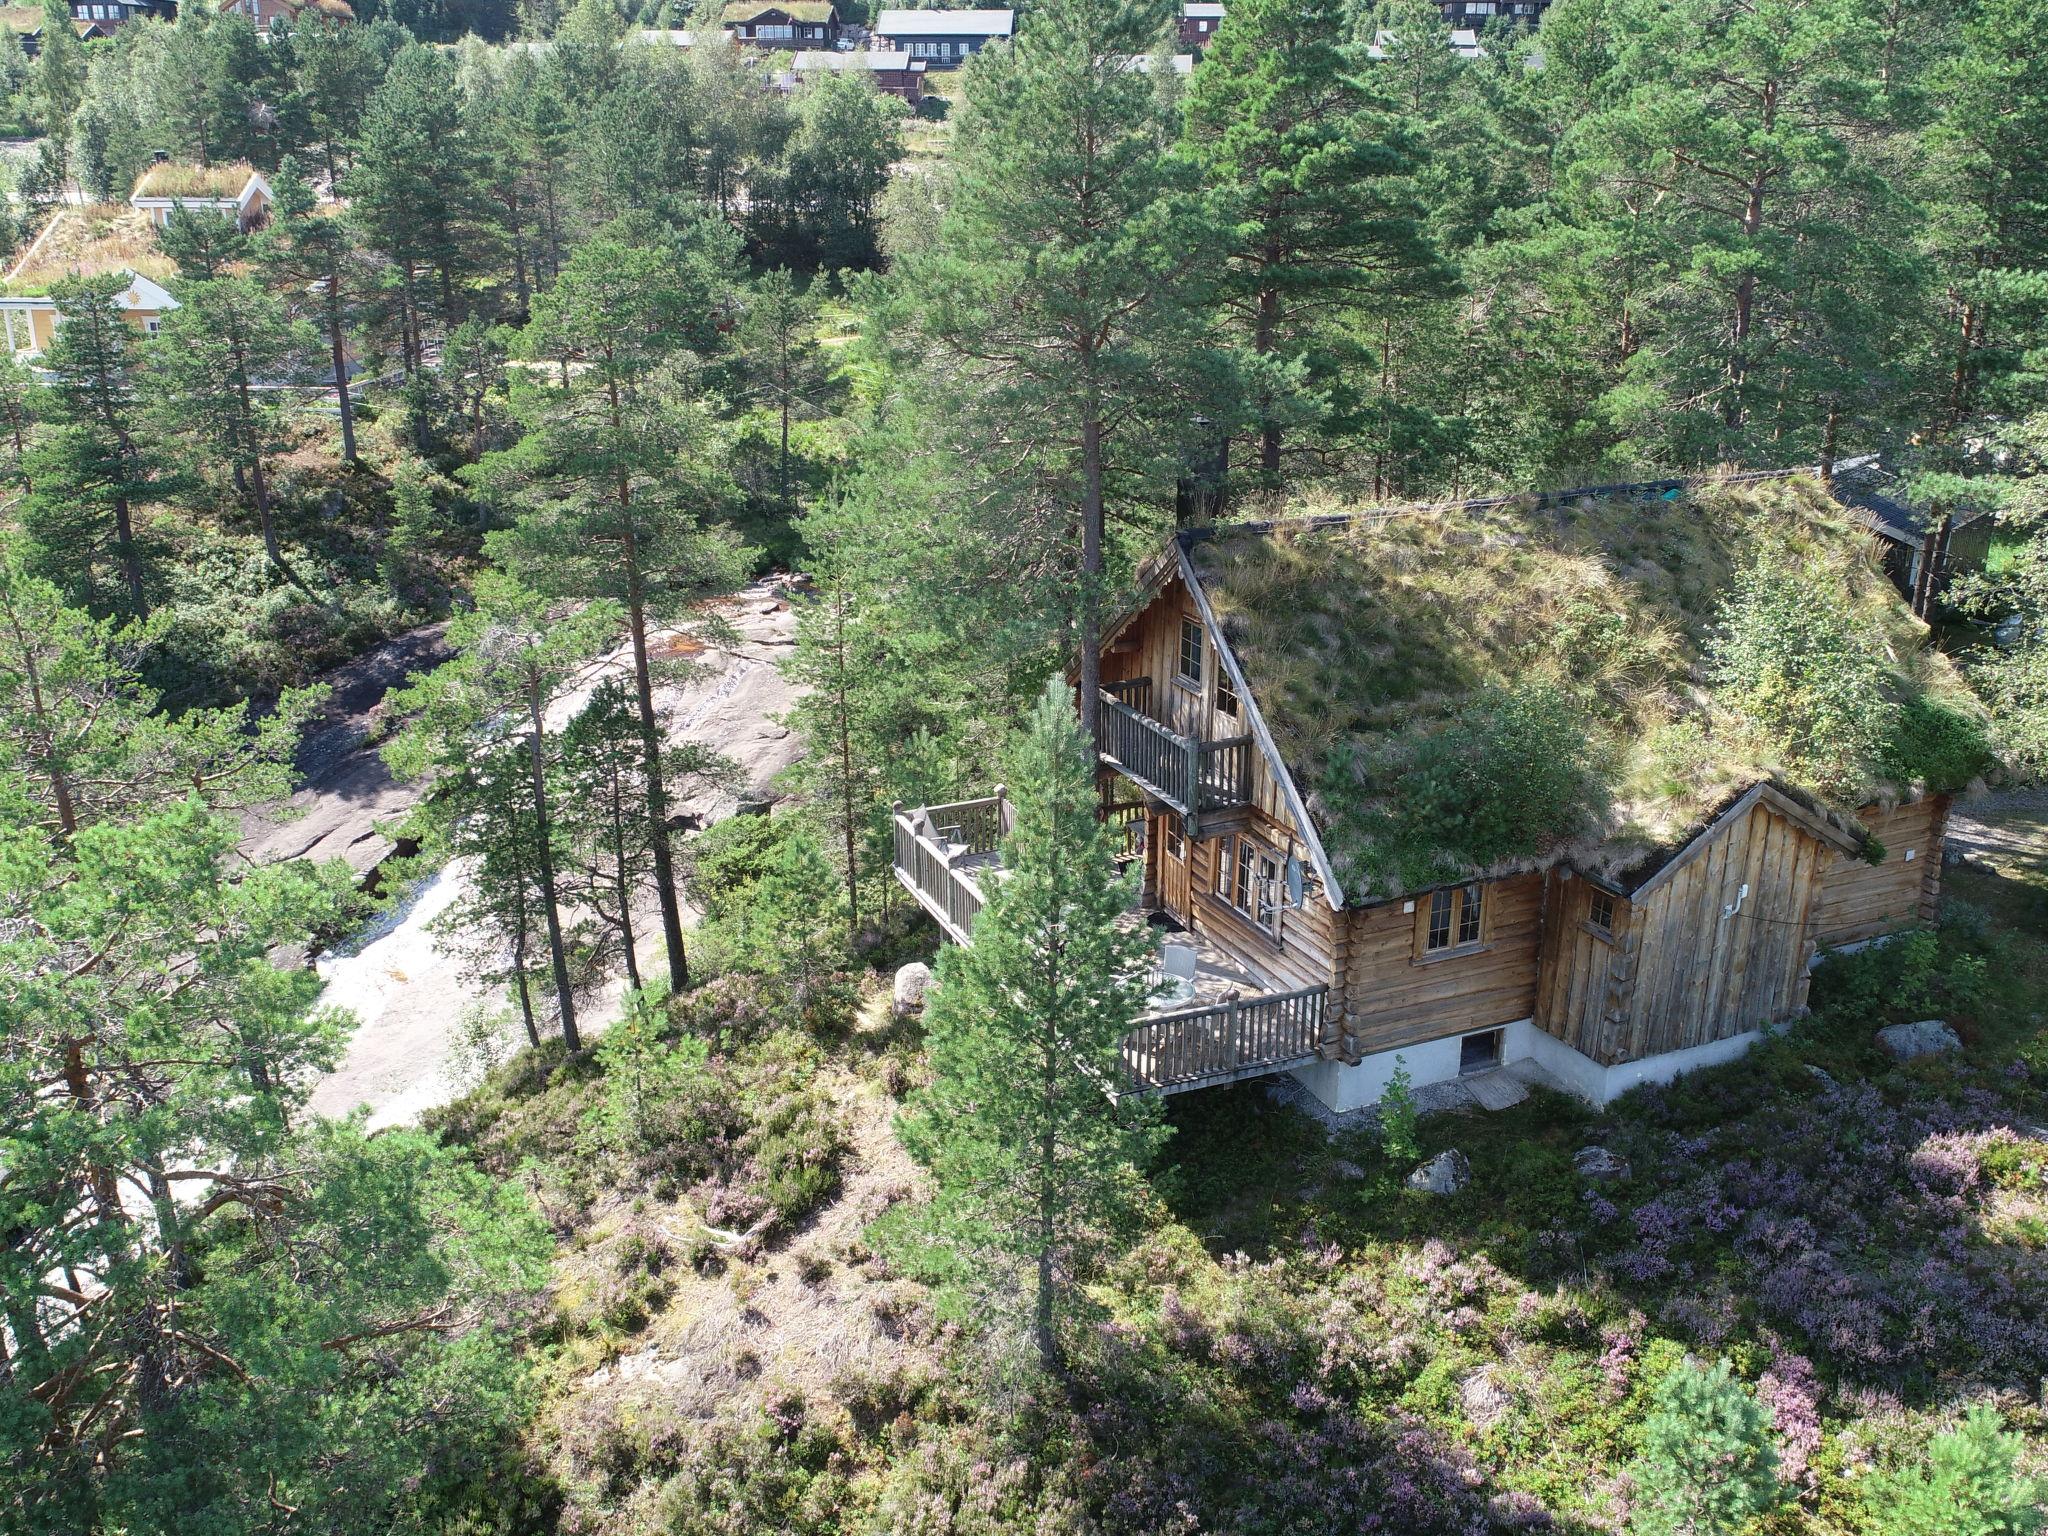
[721,0,840,46]
[896,473,1967,1105]
[870,6,1012,63]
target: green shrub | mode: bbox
[1627,1358,1780,1536]
[1705,538,1896,796]
[1861,1405,2042,1536]
[1353,681,1609,891]
[1379,1060,1421,1164]
[1882,697,1995,793]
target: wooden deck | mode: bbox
[893,792,1328,1097]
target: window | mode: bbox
[144,318,161,333]
[1215,668,1239,717]
[1217,835,1282,937]
[1457,884,1483,946]
[1426,888,1453,951]
[1419,883,1487,957]
[1588,889,1615,936]
[1163,823,1185,862]
[1177,615,1204,686]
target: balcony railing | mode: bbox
[891,792,1011,946]
[1096,683,1252,836]
[891,787,1330,1097]
[1120,985,1327,1096]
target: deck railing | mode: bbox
[891,792,1011,945]
[1120,984,1328,1096]
[1097,687,1253,832]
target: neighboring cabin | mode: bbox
[782,48,926,100]
[1833,454,1997,619]
[129,161,273,231]
[0,204,175,355]
[897,474,1975,1108]
[216,0,353,35]
[1178,1,1222,47]
[721,0,841,47]
[68,0,175,31]
[871,7,1013,64]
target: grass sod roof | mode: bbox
[721,0,837,20]
[131,160,261,201]
[4,205,175,294]
[1185,474,1982,904]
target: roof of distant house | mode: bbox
[873,6,1013,35]
[791,47,919,69]
[721,0,838,21]
[1150,473,1976,902]
[1183,3,1224,16]
[4,204,176,294]
[130,160,265,202]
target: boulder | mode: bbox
[1328,1158,1367,1182]
[1573,1146,1630,1182]
[892,962,932,1019]
[1406,1149,1470,1196]
[1803,1064,1838,1089]
[1876,1019,1961,1061]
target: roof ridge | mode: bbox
[1176,465,1824,549]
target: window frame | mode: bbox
[1214,833,1283,940]
[1415,882,1490,960]
[1214,666,1239,718]
[1586,888,1617,940]
[1176,615,1204,689]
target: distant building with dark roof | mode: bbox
[784,47,927,100]
[1832,455,1997,617]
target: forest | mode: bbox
[1,0,2045,1529]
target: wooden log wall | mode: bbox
[1339,873,1545,1058]
[1617,800,1823,1061]
[1812,794,1949,946]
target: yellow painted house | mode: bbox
[0,204,178,357]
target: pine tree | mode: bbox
[259,157,365,463]
[31,0,82,153]
[385,574,620,1054]
[480,216,751,995]
[144,273,317,593]
[21,275,156,614]
[1863,1405,2044,1536]
[1628,1357,1782,1536]
[736,267,824,518]
[1181,0,1449,472]
[897,680,1167,1372]
[901,0,1218,750]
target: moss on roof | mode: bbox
[132,161,260,200]
[721,0,836,20]
[0,6,41,31]
[5,205,175,294]
[1188,474,1985,902]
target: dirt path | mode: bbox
[293,584,805,1128]
[1945,787,2048,881]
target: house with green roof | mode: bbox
[893,471,1986,1107]
[720,0,840,47]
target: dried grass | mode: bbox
[6,204,174,293]
[130,160,260,201]
[1192,474,1965,896]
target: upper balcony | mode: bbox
[1097,678,1253,838]
[891,790,1328,1097]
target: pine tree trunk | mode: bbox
[1079,407,1105,756]
[326,268,357,465]
[111,493,146,615]
[1255,261,1280,473]
[524,685,581,1053]
[623,538,689,995]
[835,601,859,941]
[609,757,643,991]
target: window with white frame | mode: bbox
[1177,615,1203,686]
[1216,834,1282,938]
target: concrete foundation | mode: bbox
[1290,1016,1772,1112]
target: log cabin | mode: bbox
[895,472,1979,1107]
